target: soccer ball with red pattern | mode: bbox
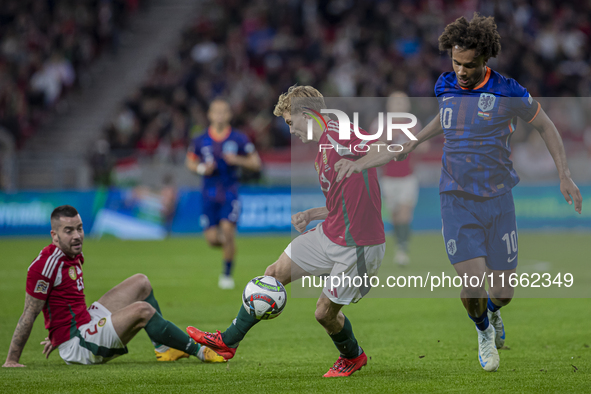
[242,276,287,320]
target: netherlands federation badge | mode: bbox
[478,93,496,112]
[447,239,457,256]
[222,140,238,155]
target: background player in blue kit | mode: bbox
[335,14,583,372]
[186,99,261,289]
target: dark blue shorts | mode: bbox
[440,190,518,270]
[201,197,241,229]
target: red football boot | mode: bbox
[186,326,237,360]
[323,350,368,377]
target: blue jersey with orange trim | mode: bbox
[434,67,541,197]
[188,127,255,202]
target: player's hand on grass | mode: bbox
[41,337,55,359]
[560,177,583,214]
[2,361,25,367]
[292,211,311,233]
[335,159,362,182]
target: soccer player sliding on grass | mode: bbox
[335,14,582,372]
[3,205,224,367]
[187,85,386,377]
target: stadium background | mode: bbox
[1,0,589,392]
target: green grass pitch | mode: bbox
[1,234,589,393]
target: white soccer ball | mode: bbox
[242,276,287,320]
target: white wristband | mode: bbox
[196,163,206,175]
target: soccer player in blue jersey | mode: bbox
[186,99,261,289]
[335,14,582,372]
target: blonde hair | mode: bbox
[273,85,326,117]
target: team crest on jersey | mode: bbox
[69,266,77,280]
[34,280,49,294]
[315,162,320,174]
[98,317,107,327]
[478,93,496,112]
[447,239,457,256]
[222,141,238,155]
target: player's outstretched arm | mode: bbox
[3,294,45,367]
[335,142,391,182]
[396,115,443,161]
[292,207,329,233]
[335,115,443,182]
[530,108,583,214]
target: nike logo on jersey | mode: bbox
[442,96,454,102]
[507,255,517,263]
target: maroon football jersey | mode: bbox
[26,244,91,347]
[316,119,385,246]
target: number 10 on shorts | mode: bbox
[502,230,517,260]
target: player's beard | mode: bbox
[57,234,83,257]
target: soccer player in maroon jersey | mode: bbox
[187,85,386,377]
[2,205,224,367]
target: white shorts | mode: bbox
[58,302,127,365]
[285,223,385,305]
[381,175,419,213]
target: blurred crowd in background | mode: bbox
[0,0,141,147]
[101,0,591,169]
[2,0,591,187]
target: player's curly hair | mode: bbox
[438,13,501,61]
[273,84,326,117]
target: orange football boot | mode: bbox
[323,350,367,377]
[186,327,237,360]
